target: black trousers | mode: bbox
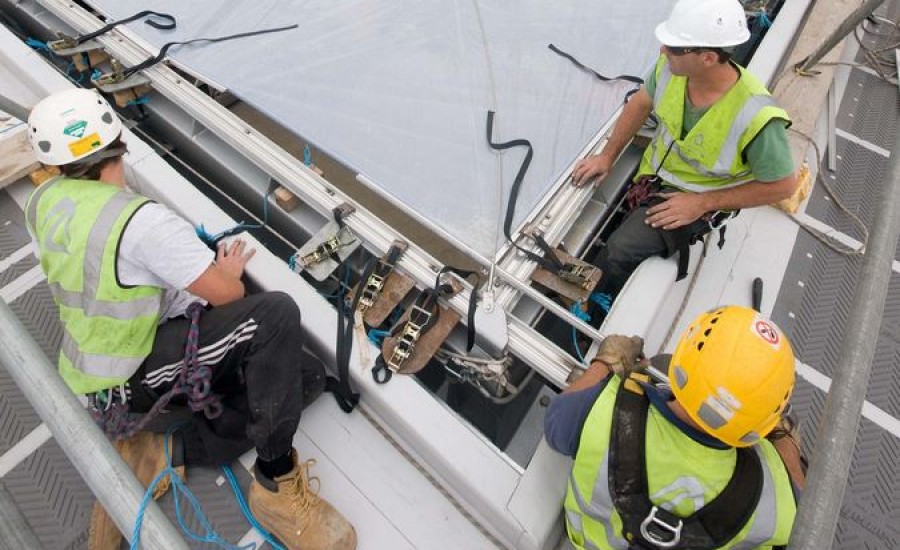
[593,205,708,297]
[126,291,326,466]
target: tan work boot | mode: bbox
[249,449,357,550]
[88,431,185,550]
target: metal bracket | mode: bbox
[292,223,361,281]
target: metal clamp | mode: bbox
[386,304,433,370]
[639,506,683,549]
[557,263,598,290]
[358,271,386,310]
[300,226,356,267]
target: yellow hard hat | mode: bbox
[669,306,795,447]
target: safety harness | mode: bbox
[628,133,739,281]
[372,266,479,384]
[610,375,763,549]
[485,111,599,291]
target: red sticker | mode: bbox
[754,320,780,345]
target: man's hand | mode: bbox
[594,335,646,378]
[216,239,256,280]
[645,192,709,230]
[571,153,613,188]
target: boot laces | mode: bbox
[286,458,321,517]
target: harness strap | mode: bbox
[90,302,222,439]
[609,375,764,549]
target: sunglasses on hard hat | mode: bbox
[664,45,712,56]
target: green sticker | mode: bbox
[63,120,87,138]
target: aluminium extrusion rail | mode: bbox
[27,0,587,387]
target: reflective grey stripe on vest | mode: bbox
[37,187,160,320]
[654,63,672,106]
[730,446,779,550]
[24,176,63,234]
[569,454,629,550]
[61,327,144,379]
[48,281,162,319]
[565,510,604,550]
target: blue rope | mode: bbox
[570,301,591,364]
[757,10,772,29]
[197,187,274,248]
[222,465,287,550]
[127,96,150,106]
[589,292,612,313]
[131,428,254,550]
[303,144,312,167]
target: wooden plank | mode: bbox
[771,0,867,165]
[0,123,40,190]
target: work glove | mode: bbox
[593,335,645,378]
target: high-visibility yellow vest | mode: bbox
[25,178,163,394]
[636,56,791,193]
[564,376,796,550]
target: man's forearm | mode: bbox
[600,90,653,161]
[696,173,797,212]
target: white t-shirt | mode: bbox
[117,202,214,319]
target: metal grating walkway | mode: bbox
[772,3,900,548]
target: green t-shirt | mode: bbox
[644,65,793,182]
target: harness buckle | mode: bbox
[387,305,433,370]
[556,263,598,290]
[639,506,683,549]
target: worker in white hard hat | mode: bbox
[572,0,798,299]
[25,88,356,550]
[546,307,806,549]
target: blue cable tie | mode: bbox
[368,328,390,347]
[303,144,312,167]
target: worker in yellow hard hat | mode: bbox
[573,0,798,298]
[545,306,805,549]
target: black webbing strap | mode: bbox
[485,111,568,274]
[547,43,644,86]
[329,208,360,413]
[609,377,764,549]
[371,265,480,384]
[372,286,440,384]
[121,24,298,79]
[74,11,176,46]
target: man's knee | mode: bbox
[253,291,302,323]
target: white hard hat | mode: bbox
[28,88,122,166]
[655,0,751,48]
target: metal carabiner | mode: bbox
[638,506,683,549]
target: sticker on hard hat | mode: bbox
[753,319,780,346]
[67,133,104,157]
[63,120,88,138]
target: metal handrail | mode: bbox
[0,301,188,549]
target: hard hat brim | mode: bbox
[654,21,751,49]
[654,21,694,47]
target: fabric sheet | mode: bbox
[86,0,675,260]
